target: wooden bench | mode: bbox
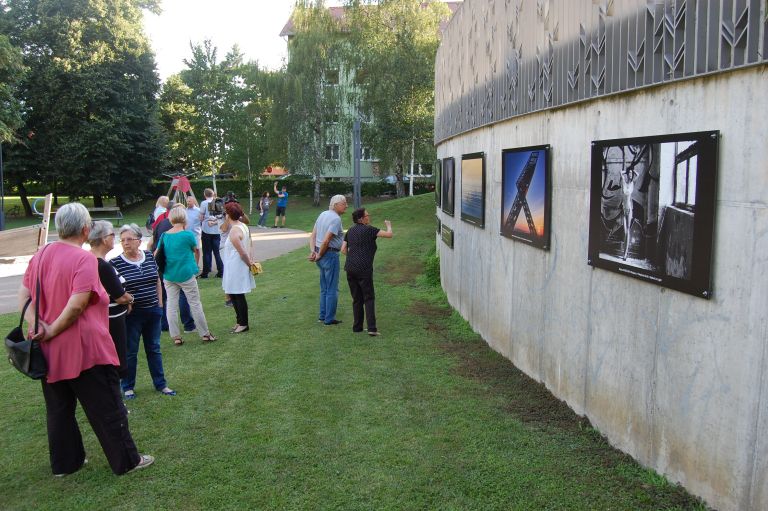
[87,206,123,222]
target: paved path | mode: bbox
[0,227,309,316]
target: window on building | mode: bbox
[324,108,339,124]
[325,143,340,161]
[673,141,698,210]
[324,69,339,86]
[361,146,373,161]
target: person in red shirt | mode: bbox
[19,203,153,476]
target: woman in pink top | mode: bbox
[19,203,153,476]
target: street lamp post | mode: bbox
[0,141,5,231]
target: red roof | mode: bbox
[279,2,462,38]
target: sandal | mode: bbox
[159,387,177,396]
[201,333,217,342]
[173,337,184,346]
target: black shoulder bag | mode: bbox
[5,246,48,379]
[154,235,166,275]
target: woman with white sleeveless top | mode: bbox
[222,201,255,333]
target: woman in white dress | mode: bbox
[222,201,255,333]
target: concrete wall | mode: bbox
[435,4,768,507]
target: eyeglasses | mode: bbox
[105,233,115,238]
[120,237,140,243]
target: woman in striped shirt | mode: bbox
[110,224,176,399]
[89,221,132,377]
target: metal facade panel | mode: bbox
[435,0,768,144]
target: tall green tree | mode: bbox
[271,0,344,206]
[0,34,25,144]
[159,74,201,174]
[177,41,243,188]
[0,0,166,212]
[346,0,450,197]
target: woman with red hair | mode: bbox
[222,201,255,333]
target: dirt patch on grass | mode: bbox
[438,340,587,431]
[382,258,424,285]
[417,300,706,509]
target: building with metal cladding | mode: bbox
[434,1,767,510]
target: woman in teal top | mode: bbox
[157,205,216,345]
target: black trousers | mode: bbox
[346,270,376,332]
[230,293,249,327]
[108,316,128,378]
[41,364,140,475]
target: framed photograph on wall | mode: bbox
[500,145,551,249]
[442,225,454,248]
[588,130,719,298]
[460,152,485,228]
[435,159,442,207]
[441,157,455,216]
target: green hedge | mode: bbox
[179,178,435,199]
[10,177,436,203]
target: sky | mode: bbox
[143,0,345,81]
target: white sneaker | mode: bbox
[129,454,155,473]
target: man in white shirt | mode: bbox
[198,188,224,278]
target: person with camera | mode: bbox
[199,188,224,278]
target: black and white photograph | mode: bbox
[460,152,485,228]
[501,145,551,249]
[435,159,442,207]
[588,130,719,298]
[441,157,455,216]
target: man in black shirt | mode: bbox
[341,208,393,336]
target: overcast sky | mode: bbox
[143,1,344,81]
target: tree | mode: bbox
[177,40,244,189]
[222,63,276,214]
[0,0,166,212]
[346,0,450,197]
[0,34,25,144]
[271,0,344,206]
[159,74,201,173]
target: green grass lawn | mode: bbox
[0,194,707,510]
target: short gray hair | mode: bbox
[88,220,114,246]
[329,194,347,210]
[54,203,91,239]
[119,223,143,240]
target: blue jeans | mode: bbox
[122,306,168,392]
[161,286,195,331]
[316,251,340,323]
[201,232,223,277]
[258,209,269,227]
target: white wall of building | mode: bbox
[436,65,768,511]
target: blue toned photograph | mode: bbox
[460,153,485,227]
[500,145,551,249]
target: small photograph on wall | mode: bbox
[442,225,454,248]
[435,159,442,207]
[500,145,551,249]
[460,152,485,228]
[588,130,719,298]
[441,157,455,216]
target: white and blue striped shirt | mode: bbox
[109,250,160,308]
